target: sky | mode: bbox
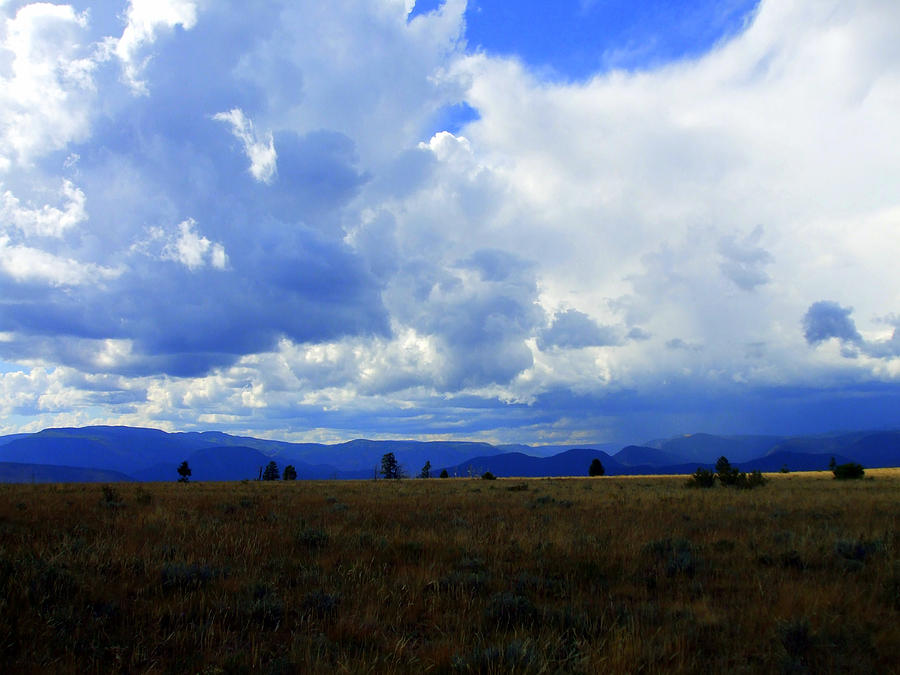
[0,0,898,446]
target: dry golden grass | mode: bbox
[1,471,898,673]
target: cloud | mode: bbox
[111,0,198,94]
[160,218,227,270]
[538,309,623,350]
[0,0,898,443]
[1,180,87,237]
[718,225,773,291]
[802,301,861,346]
[0,2,97,165]
[0,235,120,286]
[804,301,900,361]
[665,338,703,352]
[213,108,277,183]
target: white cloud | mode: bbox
[0,2,97,165]
[1,179,87,237]
[111,0,198,94]
[160,218,227,270]
[213,108,277,183]
[0,235,120,286]
[0,0,899,442]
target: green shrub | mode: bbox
[747,469,768,487]
[832,462,864,479]
[481,471,496,480]
[685,468,716,488]
[715,456,742,486]
[101,485,122,507]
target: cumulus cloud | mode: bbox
[213,108,277,183]
[802,301,862,346]
[0,236,120,286]
[160,218,227,270]
[804,301,900,360]
[538,309,623,350]
[1,180,87,237]
[0,2,97,165]
[111,0,198,94]
[0,0,898,443]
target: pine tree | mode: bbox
[419,460,432,479]
[177,460,191,483]
[380,452,402,479]
[588,458,605,477]
[262,460,280,481]
[282,465,297,480]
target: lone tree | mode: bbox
[262,460,280,481]
[439,469,449,478]
[177,460,191,483]
[419,460,432,479]
[589,458,605,477]
[282,464,297,481]
[380,452,402,479]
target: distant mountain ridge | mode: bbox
[0,461,133,483]
[0,425,898,483]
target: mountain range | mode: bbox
[0,426,898,483]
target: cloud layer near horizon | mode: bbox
[0,0,898,444]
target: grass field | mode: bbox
[1,470,898,673]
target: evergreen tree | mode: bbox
[262,460,280,481]
[282,464,297,480]
[440,469,449,478]
[419,460,432,479]
[177,460,191,483]
[380,452,402,479]
[589,458,605,477]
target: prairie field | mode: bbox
[1,470,898,674]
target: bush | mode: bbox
[588,458,605,477]
[747,469,768,488]
[101,485,122,508]
[832,462,865,480]
[481,471,496,480]
[685,468,716,488]
[440,469,449,478]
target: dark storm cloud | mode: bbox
[802,301,862,345]
[537,309,623,350]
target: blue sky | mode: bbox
[0,0,898,445]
